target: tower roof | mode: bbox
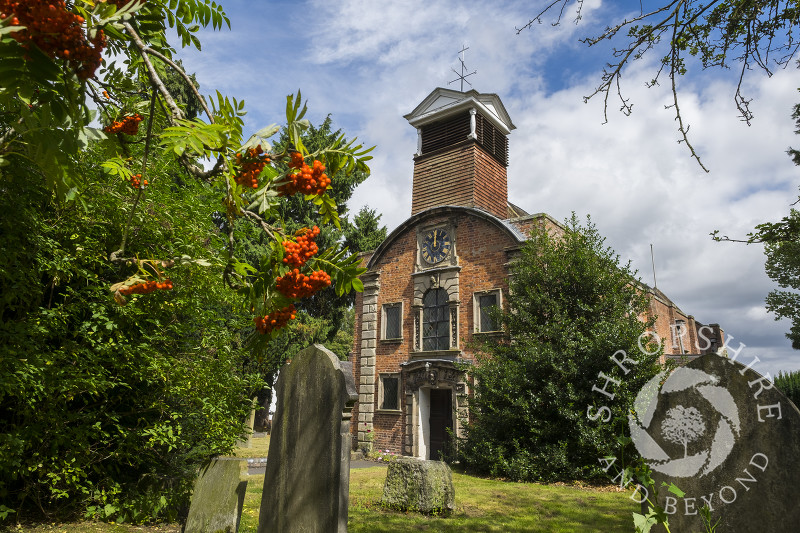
[404,87,515,134]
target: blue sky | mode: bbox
[171,0,800,378]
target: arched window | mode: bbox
[422,288,449,351]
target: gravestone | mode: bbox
[258,344,358,533]
[236,397,258,449]
[185,458,247,533]
[381,457,454,515]
[628,353,800,532]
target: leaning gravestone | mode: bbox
[381,457,454,515]
[184,458,247,533]
[258,344,358,533]
[628,353,800,532]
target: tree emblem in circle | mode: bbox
[629,367,741,478]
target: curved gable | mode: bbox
[367,205,526,270]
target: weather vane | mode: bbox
[448,45,476,92]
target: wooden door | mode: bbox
[428,389,453,461]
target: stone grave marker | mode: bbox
[381,457,454,515]
[628,352,800,532]
[258,344,358,533]
[236,397,258,449]
[184,458,247,533]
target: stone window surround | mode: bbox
[473,288,503,333]
[411,266,460,353]
[381,301,404,342]
[377,372,401,413]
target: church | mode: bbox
[348,87,724,459]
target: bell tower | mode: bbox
[404,88,515,219]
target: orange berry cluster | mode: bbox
[1,0,106,80]
[278,159,330,196]
[288,151,304,169]
[282,226,320,268]
[128,173,147,189]
[119,278,173,296]
[276,268,331,299]
[104,114,143,135]
[254,304,297,335]
[234,145,270,188]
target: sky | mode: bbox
[170,0,800,378]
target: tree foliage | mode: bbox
[0,145,261,522]
[774,368,800,406]
[521,0,800,170]
[711,104,800,349]
[763,217,800,348]
[0,0,377,522]
[459,215,662,482]
[239,118,386,429]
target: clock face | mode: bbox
[421,228,452,265]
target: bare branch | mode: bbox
[518,0,800,170]
[123,22,227,182]
[516,0,571,33]
[112,88,159,260]
[668,9,709,173]
[122,21,184,123]
[140,46,215,124]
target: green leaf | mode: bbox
[664,481,685,498]
[632,512,656,533]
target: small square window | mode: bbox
[475,290,502,333]
[382,303,402,340]
[380,375,400,410]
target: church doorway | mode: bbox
[403,360,465,459]
[428,388,453,460]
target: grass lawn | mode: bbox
[231,434,270,459]
[237,465,637,533]
[9,438,638,533]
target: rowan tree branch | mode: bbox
[123,21,227,182]
[122,21,184,123]
[140,46,214,124]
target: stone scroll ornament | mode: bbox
[628,353,800,532]
[258,344,358,533]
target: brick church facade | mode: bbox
[349,87,723,459]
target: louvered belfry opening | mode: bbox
[475,113,508,166]
[420,111,471,154]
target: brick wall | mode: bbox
[411,140,507,219]
[350,211,520,454]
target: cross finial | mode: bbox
[448,45,476,92]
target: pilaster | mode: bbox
[357,271,381,449]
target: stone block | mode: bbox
[381,457,454,515]
[360,348,376,358]
[185,458,247,533]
